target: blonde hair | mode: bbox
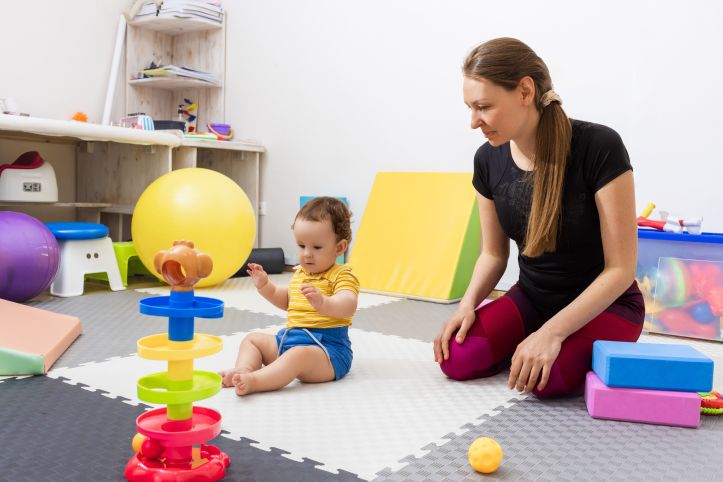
[464,37,572,257]
[293,197,352,243]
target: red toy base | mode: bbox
[124,444,230,481]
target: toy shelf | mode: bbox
[129,77,222,91]
[125,12,226,131]
[0,115,264,245]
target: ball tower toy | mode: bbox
[124,240,230,481]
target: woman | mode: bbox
[433,38,644,398]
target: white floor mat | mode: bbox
[48,328,525,480]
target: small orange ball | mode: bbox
[468,437,503,474]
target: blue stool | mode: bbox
[46,222,125,297]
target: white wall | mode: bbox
[2,1,722,285]
[223,0,723,269]
[0,0,129,122]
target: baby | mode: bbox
[219,197,359,395]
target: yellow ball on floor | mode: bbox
[132,168,256,288]
[468,437,503,474]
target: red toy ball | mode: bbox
[141,437,165,459]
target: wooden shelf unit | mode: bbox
[0,115,264,244]
[125,12,226,131]
[0,12,258,244]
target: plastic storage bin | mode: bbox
[636,229,723,341]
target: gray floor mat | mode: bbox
[374,396,722,481]
[0,376,363,482]
[27,289,285,369]
[354,299,457,342]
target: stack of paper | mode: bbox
[134,0,223,24]
[140,65,221,84]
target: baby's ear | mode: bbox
[197,253,213,278]
[336,239,348,256]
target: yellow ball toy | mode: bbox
[468,437,503,474]
[131,433,146,452]
[132,168,256,288]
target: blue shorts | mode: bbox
[275,326,352,380]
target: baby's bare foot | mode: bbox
[219,367,252,387]
[232,372,256,396]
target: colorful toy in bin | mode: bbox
[124,240,230,481]
[652,257,722,340]
[636,201,704,234]
[636,229,723,341]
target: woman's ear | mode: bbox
[518,76,536,106]
[336,239,348,257]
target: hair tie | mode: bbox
[541,90,562,108]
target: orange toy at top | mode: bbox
[153,240,213,291]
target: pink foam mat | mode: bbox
[0,299,81,373]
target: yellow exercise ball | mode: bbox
[132,168,256,288]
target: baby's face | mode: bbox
[293,218,343,274]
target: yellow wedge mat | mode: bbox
[349,172,479,302]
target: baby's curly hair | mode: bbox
[293,197,352,244]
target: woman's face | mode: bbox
[463,76,532,147]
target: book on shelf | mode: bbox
[134,0,223,23]
[139,65,220,84]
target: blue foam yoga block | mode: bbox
[592,341,713,392]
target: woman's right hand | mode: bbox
[433,304,477,363]
[246,263,269,289]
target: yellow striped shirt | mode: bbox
[287,264,360,328]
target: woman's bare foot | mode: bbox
[219,367,252,387]
[232,372,256,396]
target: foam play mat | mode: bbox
[1,274,721,481]
[0,298,81,375]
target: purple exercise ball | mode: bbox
[0,211,60,302]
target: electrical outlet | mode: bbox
[259,201,267,216]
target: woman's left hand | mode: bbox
[508,327,564,393]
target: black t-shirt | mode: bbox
[472,119,632,319]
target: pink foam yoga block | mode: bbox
[585,372,700,428]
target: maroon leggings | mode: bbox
[440,282,644,398]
